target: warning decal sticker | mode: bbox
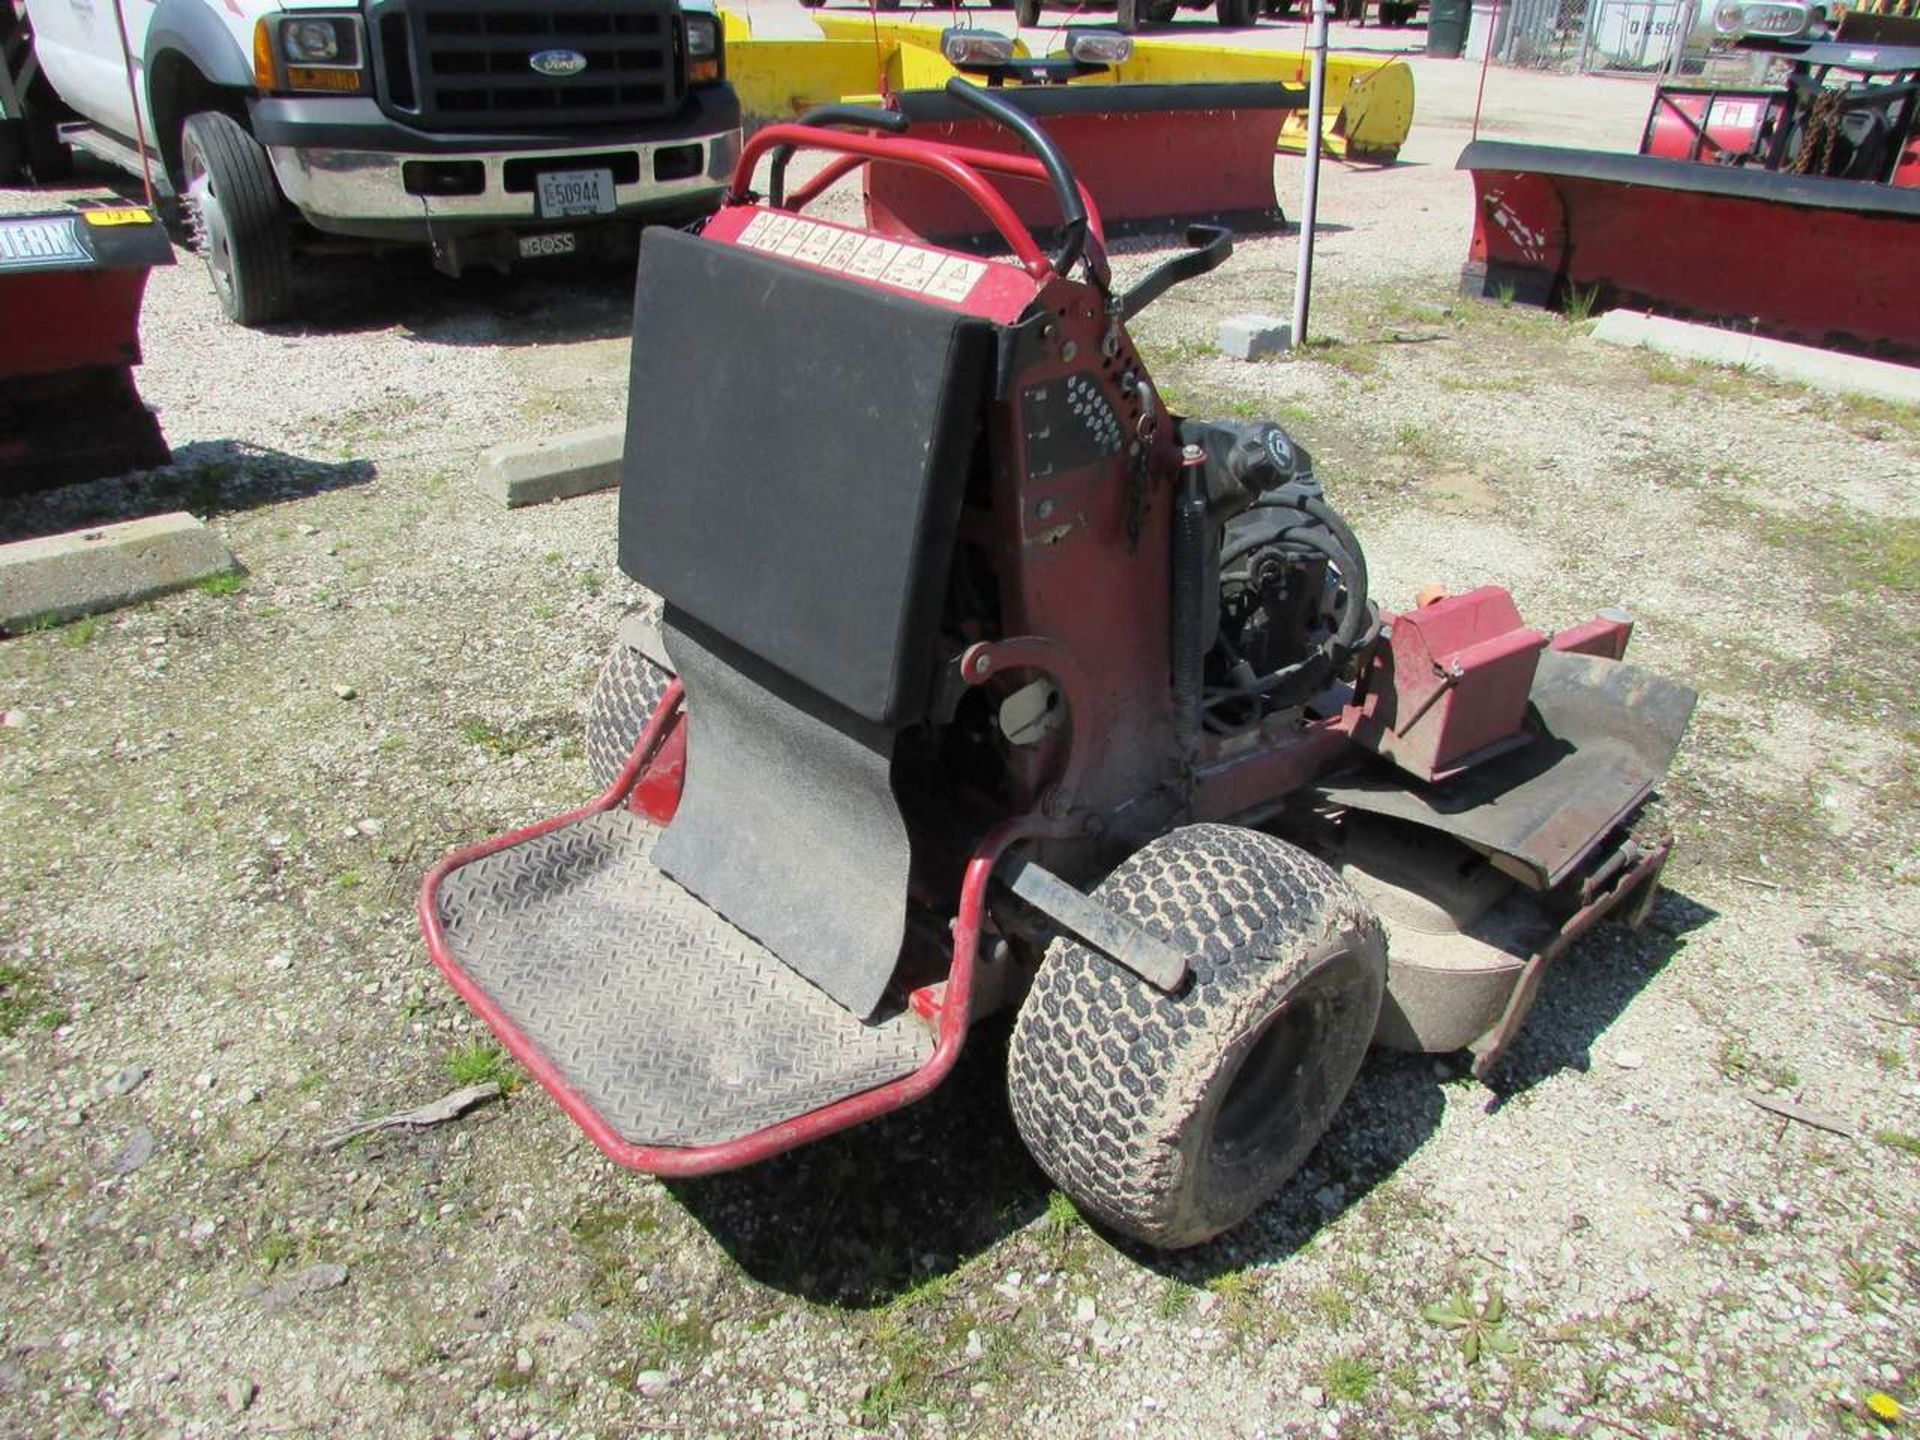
[734,213,988,305]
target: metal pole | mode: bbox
[108,0,158,210]
[1289,0,1329,349]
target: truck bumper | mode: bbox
[248,89,741,241]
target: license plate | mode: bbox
[517,232,577,260]
[536,168,616,219]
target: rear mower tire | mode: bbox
[1216,0,1258,23]
[1014,0,1044,23]
[1007,824,1386,1249]
[1116,0,1144,29]
[586,637,676,792]
[1148,0,1180,18]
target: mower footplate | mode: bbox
[431,810,933,1149]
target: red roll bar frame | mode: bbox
[732,123,1110,282]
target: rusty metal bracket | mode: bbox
[1471,836,1672,1080]
[1001,853,1189,992]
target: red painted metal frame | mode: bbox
[419,681,1031,1177]
[1471,837,1673,1079]
[777,149,1112,270]
[1642,87,1783,166]
[1551,613,1634,661]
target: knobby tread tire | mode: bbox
[586,638,675,792]
[183,111,293,327]
[1007,823,1386,1249]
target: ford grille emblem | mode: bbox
[529,48,588,77]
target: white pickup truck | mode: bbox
[1,0,740,323]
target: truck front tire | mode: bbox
[181,112,293,327]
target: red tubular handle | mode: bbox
[780,144,1111,270]
[735,124,1108,280]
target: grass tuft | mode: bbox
[1322,1354,1376,1403]
[444,1041,522,1094]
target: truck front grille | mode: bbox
[369,0,684,132]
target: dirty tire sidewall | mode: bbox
[182,112,293,327]
[586,640,674,792]
[20,76,73,183]
[1014,0,1044,25]
[0,121,24,186]
[1008,824,1386,1250]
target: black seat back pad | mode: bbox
[653,609,913,1019]
[620,225,992,727]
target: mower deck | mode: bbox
[431,809,932,1149]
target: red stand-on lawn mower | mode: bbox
[421,83,1694,1250]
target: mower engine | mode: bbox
[1180,419,1371,726]
[422,81,1696,1252]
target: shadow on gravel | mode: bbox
[1129,883,1717,1284]
[666,1020,1052,1311]
[270,251,636,348]
[1482,883,1717,1105]
[666,887,1716,1299]
[0,440,375,543]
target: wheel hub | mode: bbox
[184,165,235,304]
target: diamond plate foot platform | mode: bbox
[434,810,934,1149]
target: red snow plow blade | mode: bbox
[0,207,174,492]
[865,83,1297,246]
[1458,140,1920,361]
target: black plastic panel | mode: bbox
[620,226,993,726]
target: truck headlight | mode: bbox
[255,14,367,93]
[284,18,347,62]
[685,13,722,84]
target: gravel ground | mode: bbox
[4,30,1918,1440]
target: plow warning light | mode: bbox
[1065,29,1135,64]
[941,28,1017,67]
[1716,0,1815,34]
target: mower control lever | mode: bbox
[1119,225,1234,322]
[1001,854,1188,992]
[940,78,1093,284]
[763,106,912,209]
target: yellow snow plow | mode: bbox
[721,12,1413,164]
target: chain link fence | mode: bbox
[1477,0,1717,75]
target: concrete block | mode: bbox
[482,421,625,508]
[1219,313,1293,363]
[0,512,238,631]
[1593,311,1920,407]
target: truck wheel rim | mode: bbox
[184,158,236,306]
